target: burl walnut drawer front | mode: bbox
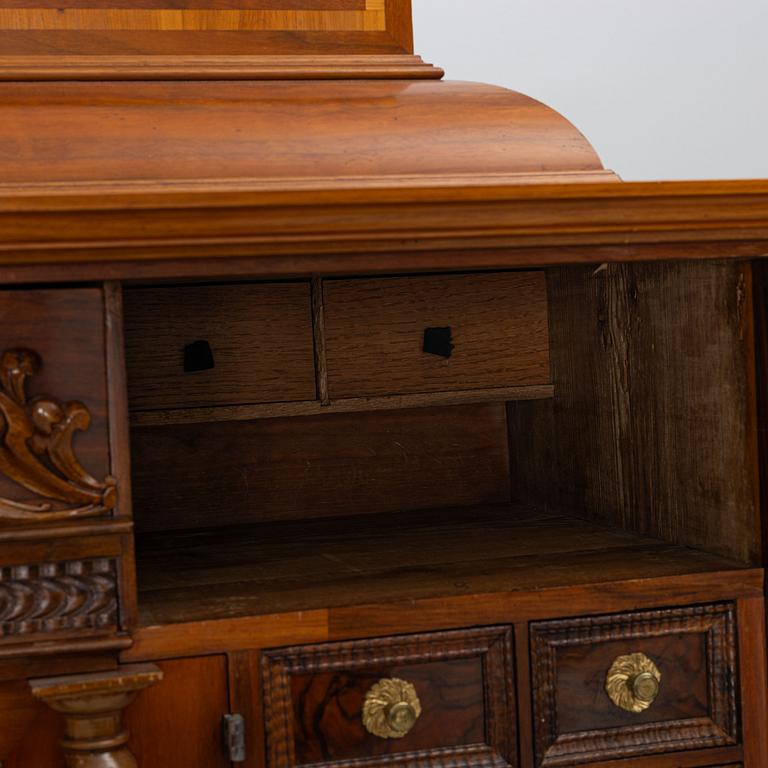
[124,282,316,410]
[322,272,550,399]
[530,604,739,767]
[262,627,516,767]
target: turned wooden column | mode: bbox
[30,664,162,768]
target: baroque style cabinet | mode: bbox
[1,2,768,767]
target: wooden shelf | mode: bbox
[129,385,553,426]
[135,503,751,627]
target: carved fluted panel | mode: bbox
[0,558,118,638]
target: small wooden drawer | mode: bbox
[529,604,739,767]
[124,282,316,410]
[323,272,550,399]
[262,627,517,767]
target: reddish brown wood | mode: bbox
[0,81,602,190]
[0,18,766,765]
[0,289,110,519]
[291,658,485,763]
[561,752,743,768]
[2,691,63,768]
[311,275,331,405]
[0,348,115,524]
[323,272,550,398]
[228,650,266,768]
[10,180,768,280]
[122,568,762,663]
[124,281,316,410]
[262,627,516,767]
[125,656,230,767]
[0,557,118,643]
[30,664,162,768]
[514,623,535,768]
[0,533,125,652]
[104,283,139,634]
[0,0,425,70]
[130,404,511,532]
[530,604,739,766]
[0,238,765,289]
[736,597,768,768]
[327,570,762,644]
[0,679,59,766]
[124,609,330,662]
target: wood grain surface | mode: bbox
[124,281,316,409]
[133,504,753,627]
[130,403,511,532]
[323,272,550,398]
[291,658,485,763]
[0,0,416,62]
[262,626,515,767]
[0,81,603,188]
[0,288,110,512]
[508,261,761,564]
[124,656,230,768]
[0,679,63,768]
[530,604,739,766]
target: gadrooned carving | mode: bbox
[0,558,118,637]
[0,349,116,522]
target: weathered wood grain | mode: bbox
[508,261,761,563]
[131,403,511,532]
[323,272,550,398]
[124,281,316,410]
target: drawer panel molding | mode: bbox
[530,604,739,766]
[262,626,516,767]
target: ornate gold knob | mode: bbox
[605,653,661,713]
[362,678,422,739]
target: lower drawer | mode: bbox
[530,603,739,767]
[262,627,516,767]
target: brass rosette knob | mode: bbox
[605,652,661,713]
[362,678,422,739]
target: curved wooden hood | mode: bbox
[0,79,610,189]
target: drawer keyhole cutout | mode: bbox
[184,340,215,373]
[423,327,454,359]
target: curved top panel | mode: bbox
[0,79,607,189]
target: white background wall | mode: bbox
[412,1,768,181]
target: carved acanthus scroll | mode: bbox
[0,349,116,522]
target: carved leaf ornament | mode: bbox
[0,349,116,522]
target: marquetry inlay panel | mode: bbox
[0,1,386,32]
[0,0,416,63]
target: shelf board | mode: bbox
[135,503,752,627]
[129,385,553,426]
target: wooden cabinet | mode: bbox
[1,3,768,767]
